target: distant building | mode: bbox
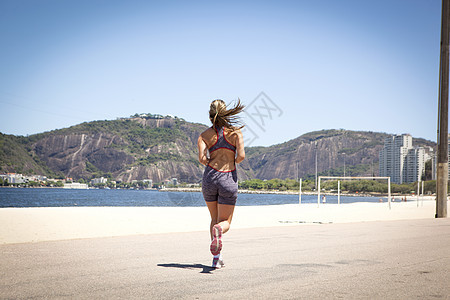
[404,147,426,183]
[64,182,88,189]
[163,178,178,186]
[379,134,412,184]
[143,179,152,187]
[36,175,47,181]
[5,173,25,184]
[91,177,108,185]
[25,175,47,182]
[379,134,427,184]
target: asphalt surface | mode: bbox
[1,218,450,299]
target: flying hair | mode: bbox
[209,99,245,130]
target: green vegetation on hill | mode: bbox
[21,115,206,179]
[32,118,187,156]
[126,127,184,154]
[299,129,386,143]
[84,161,114,180]
[137,153,183,165]
[0,133,62,177]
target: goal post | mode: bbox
[317,176,392,209]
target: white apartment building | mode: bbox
[379,134,427,184]
[143,179,152,187]
[3,173,26,184]
[90,177,108,185]
[63,182,88,189]
[379,134,412,184]
[405,147,426,183]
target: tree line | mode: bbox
[239,178,439,194]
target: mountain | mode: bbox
[245,129,435,180]
[0,115,436,183]
[0,133,61,178]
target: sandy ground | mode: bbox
[0,197,440,245]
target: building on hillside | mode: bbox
[379,134,428,184]
[143,179,152,187]
[4,173,26,184]
[63,182,88,189]
[163,178,178,186]
[25,175,48,182]
[91,177,108,185]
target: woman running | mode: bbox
[197,99,245,269]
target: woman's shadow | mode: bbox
[157,263,217,274]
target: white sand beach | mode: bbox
[0,198,440,245]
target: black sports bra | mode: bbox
[208,126,236,153]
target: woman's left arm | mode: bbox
[197,135,209,166]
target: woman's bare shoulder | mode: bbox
[201,127,216,139]
[226,128,243,137]
[223,128,242,145]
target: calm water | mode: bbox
[0,188,386,208]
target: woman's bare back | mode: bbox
[200,127,240,172]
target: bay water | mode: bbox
[0,188,386,208]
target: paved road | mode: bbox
[1,218,449,299]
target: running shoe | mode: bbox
[212,254,225,269]
[210,224,223,256]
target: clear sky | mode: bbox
[0,0,442,146]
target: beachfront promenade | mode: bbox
[1,201,449,299]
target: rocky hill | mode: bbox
[0,116,436,183]
[245,129,435,180]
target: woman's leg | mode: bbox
[217,203,235,234]
[205,201,218,240]
[209,203,234,257]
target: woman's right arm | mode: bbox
[197,135,209,166]
[235,130,245,164]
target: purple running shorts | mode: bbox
[202,166,238,205]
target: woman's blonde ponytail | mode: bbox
[209,99,245,130]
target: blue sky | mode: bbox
[0,0,441,146]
